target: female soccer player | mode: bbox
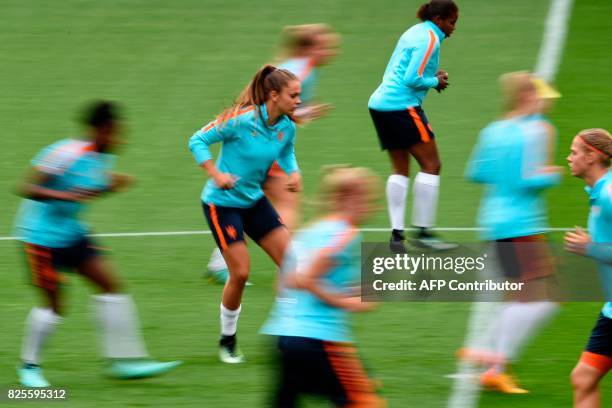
[463,72,563,394]
[207,24,339,283]
[15,101,181,388]
[189,65,302,363]
[368,0,458,251]
[565,128,612,408]
[261,166,385,407]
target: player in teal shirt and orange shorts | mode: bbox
[15,101,180,388]
[565,128,612,408]
[189,65,302,363]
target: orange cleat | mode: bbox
[480,370,529,394]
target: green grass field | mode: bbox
[1,0,611,406]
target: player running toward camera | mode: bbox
[207,24,339,284]
[368,0,459,252]
[261,166,385,407]
[189,65,302,363]
[14,101,181,388]
[565,128,612,408]
[461,72,563,395]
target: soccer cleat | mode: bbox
[219,334,245,364]
[480,370,529,394]
[18,364,50,388]
[410,228,458,251]
[389,229,409,254]
[108,359,182,379]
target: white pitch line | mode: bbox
[0,227,575,241]
[534,0,574,82]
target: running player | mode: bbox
[207,24,339,283]
[189,65,302,363]
[368,0,459,251]
[261,166,385,407]
[565,128,612,408]
[462,72,562,394]
[15,101,181,388]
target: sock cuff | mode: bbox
[92,293,131,303]
[32,307,63,325]
[220,303,241,316]
[388,174,409,187]
[415,172,439,186]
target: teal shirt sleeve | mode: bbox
[516,131,561,190]
[276,123,299,174]
[465,128,495,184]
[587,191,612,264]
[402,33,439,90]
[188,115,240,166]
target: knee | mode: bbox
[228,267,249,286]
[571,366,595,392]
[421,160,441,175]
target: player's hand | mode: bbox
[286,172,302,192]
[540,165,564,175]
[295,103,333,123]
[564,227,591,256]
[109,172,134,192]
[213,172,238,190]
[341,296,377,312]
[435,70,449,92]
[61,188,101,202]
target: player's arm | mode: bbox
[285,235,373,312]
[276,126,302,192]
[403,34,444,90]
[465,129,495,184]
[188,115,240,189]
[565,227,612,265]
[17,168,97,202]
[517,128,562,190]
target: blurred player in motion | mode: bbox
[207,24,339,284]
[459,72,563,397]
[189,65,302,363]
[565,128,612,408]
[15,101,181,388]
[261,166,385,407]
[368,0,459,252]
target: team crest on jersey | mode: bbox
[592,206,601,217]
[277,132,284,141]
[225,225,237,240]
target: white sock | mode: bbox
[494,301,558,368]
[208,247,228,272]
[93,294,149,359]
[220,303,241,336]
[386,175,409,231]
[21,307,62,365]
[412,172,440,228]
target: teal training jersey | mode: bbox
[368,20,445,111]
[466,115,561,240]
[584,171,612,318]
[14,139,113,247]
[189,104,299,208]
[278,57,317,105]
[261,218,361,342]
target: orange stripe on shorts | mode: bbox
[209,204,228,250]
[408,107,430,143]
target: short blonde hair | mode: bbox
[318,165,380,212]
[577,128,612,167]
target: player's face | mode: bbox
[567,137,590,177]
[275,80,302,116]
[435,12,459,38]
[310,34,339,66]
[96,122,123,153]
